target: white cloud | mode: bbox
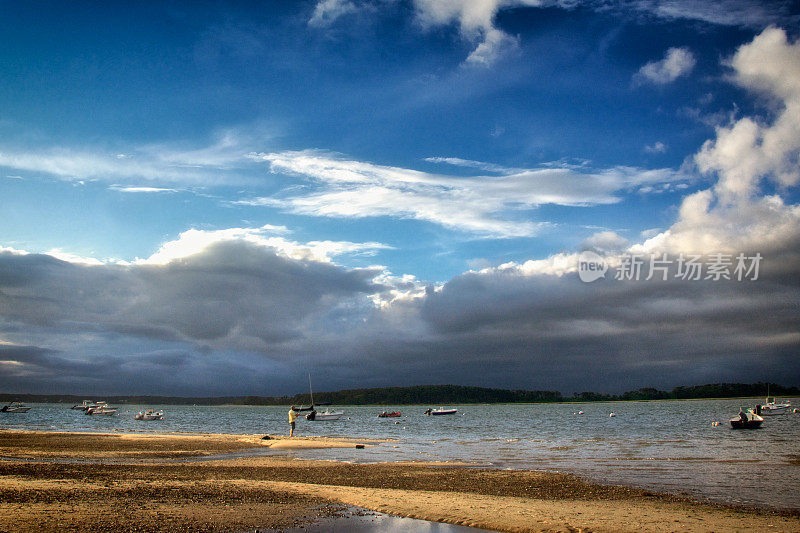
[637,28,800,256]
[636,47,696,85]
[580,231,629,253]
[110,186,178,193]
[245,150,684,238]
[645,141,667,154]
[138,226,391,266]
[458,30,800,273]
[424,156,520,173]
[44,249,105,266]
[631,0,799,29]
[308,0,358,27]
[307,0,797,68]
[0,129,267,186]
[464,26,519,65]
[412,0,539,65]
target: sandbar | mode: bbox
[0,430,797,532]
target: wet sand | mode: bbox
[0,430,797,532]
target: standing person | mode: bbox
[288,406,297,437]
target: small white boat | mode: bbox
[134,409,163,421]
[1,402,31,413]
[306,409,343,421]
[760,397,791,415]
[86,403,118,416]
[425,408,458,416]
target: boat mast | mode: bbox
[308,373,314,407]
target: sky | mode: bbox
[1,0,799,396]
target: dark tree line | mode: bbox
[1,382,797,405]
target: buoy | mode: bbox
[578,411,584,415]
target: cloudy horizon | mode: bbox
[1,2,798,396]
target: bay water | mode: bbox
[2,398,798,511]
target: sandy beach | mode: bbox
[0,430,797,532]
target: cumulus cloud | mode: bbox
[245,150,684,238]
[636,28,800,258]
[636,47,696,85]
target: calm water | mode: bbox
[2,399,799,511]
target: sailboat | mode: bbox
[304,374,343,421]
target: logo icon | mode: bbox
[578,251,608,283]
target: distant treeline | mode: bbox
[1,382,798,406]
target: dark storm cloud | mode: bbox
[0,240,381,353]
[307,258,799,394]
[0,246,798,395]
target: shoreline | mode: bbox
[0,430,798,532]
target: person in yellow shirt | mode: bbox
[288,406,297,437]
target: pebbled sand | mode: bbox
[0,430,797,532]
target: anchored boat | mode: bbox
[425,408,458,416]
[86,403,118,416]
[1,402,31,413]
[760,396,791,415]
[304,374,344,421]
[134,409,164,421]
[730,409,763,429]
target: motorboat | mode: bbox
[425,408,458,416]
[134,409,163,421]
[1,402,31,413]
[378,411,401,417]
[86,403,118,416]
[760,397,791,415]
[306,409,343,421]
[72,400,104,411]
[730,409,763,429]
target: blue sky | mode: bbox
[1,1,799,395]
